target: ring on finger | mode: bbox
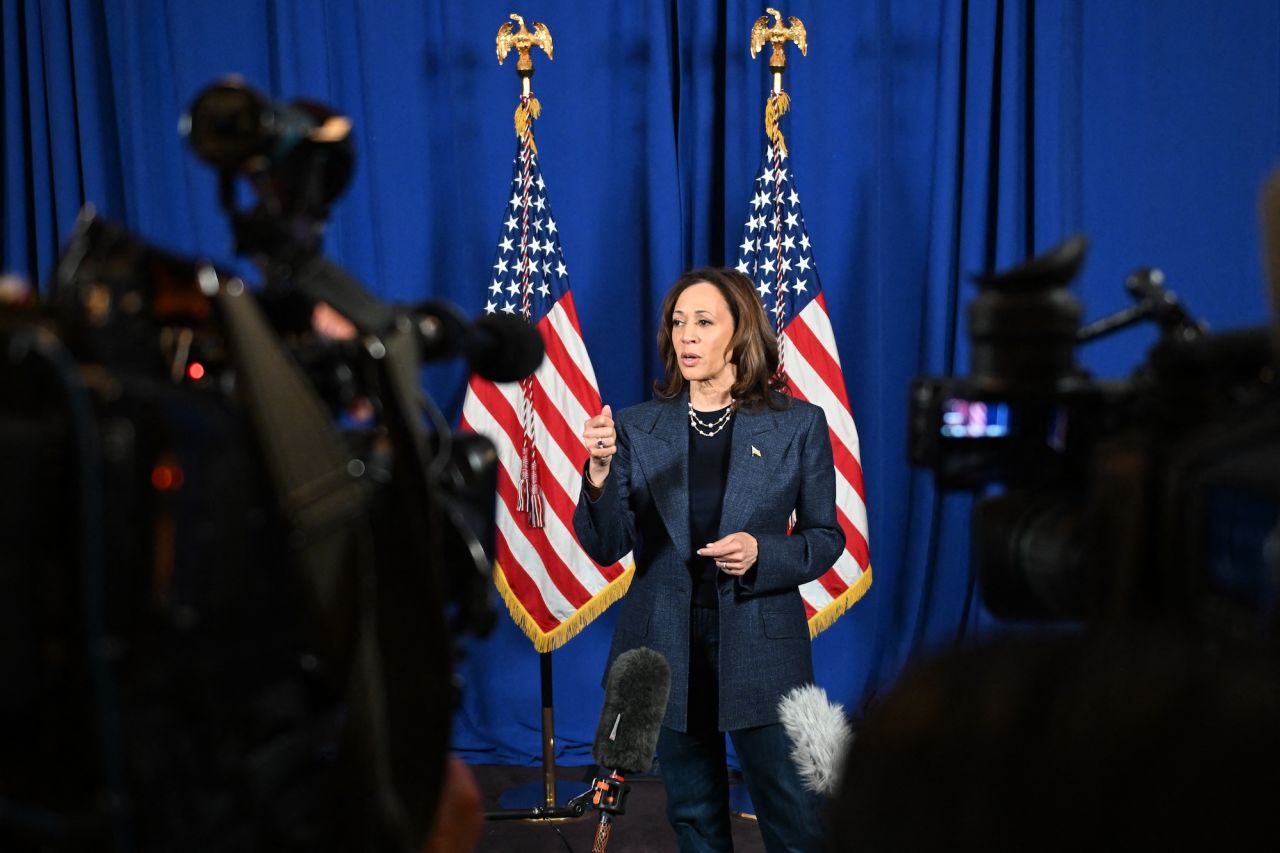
[596,438,604,448]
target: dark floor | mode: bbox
[471,763,767,853]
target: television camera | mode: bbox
[909,234,1280,646]
[0,78,541,852]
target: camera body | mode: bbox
[1,246,348,850]
[0,80,510,852]
[909,236,1280,643]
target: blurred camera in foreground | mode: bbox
[909,232,1280,645]
[0,78,543,853]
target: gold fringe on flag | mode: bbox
[494,562,636,653]
[806,567,873,639]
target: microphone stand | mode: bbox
[484,652,590,822]
[570,771,628,853]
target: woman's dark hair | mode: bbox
[654,267,790,410]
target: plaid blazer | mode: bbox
[575,391,845,732]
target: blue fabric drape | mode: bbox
[2,0,1278,767]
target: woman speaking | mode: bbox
[575,267,844,852]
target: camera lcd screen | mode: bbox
[939,397,1070,452]
[940,399,1011,439]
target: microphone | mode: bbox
[411,301,545,383]
[285,254,544,382]
[593,647,671,774]
[777,684,854,797]
[581,647,670,853]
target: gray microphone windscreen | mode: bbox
[778,684,853,797]
[592,647,671,775]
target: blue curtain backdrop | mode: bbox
[3,0,1278,767]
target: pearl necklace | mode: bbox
[688,400,735,437]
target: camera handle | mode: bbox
[1077,267,1207,345]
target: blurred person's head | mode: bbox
[0,273,33,305]
[828,631,1280,851]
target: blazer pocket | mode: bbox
[762,610,807,639]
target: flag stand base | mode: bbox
[484,651,591,823]
[487,780,591,821]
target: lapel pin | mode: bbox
[751,445,761,457]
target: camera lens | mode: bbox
[182,79,272,170]
[973,489,1089,621]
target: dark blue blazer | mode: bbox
[574,391,845,732]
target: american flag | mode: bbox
[735,131,872,636]
[460,95,631,652]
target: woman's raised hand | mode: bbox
[583,404,615,487]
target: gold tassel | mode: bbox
[764,91,791,156]
[514,96,542,156]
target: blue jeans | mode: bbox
[656,607,822,852]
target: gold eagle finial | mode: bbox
[750,7,807,70]
[496,13,553,73]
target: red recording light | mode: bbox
[186,361,206,381]
[150,463,185,491]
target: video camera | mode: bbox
[908,234,1280,645]
[0,78,541,852]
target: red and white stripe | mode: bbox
[461,291,631,651]
[783,293,872,631]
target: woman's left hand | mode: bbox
[697,533,758,576]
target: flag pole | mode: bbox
[486,651,585,822]
[537,651,566,811]
[732,6,810,821]
[485,14,585,822]
[750,6,808,361]
[737,7,873,638]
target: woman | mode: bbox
[575,267,844,852]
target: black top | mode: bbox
[687,405,734,608]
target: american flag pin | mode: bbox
[751,446,761,457]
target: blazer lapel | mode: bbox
[631,396,693,558]
[718,407,788,538]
